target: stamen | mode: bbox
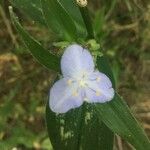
[96,77,101,82]
[72,91,78,97]
[96,91,101,96]
[79,80,85,87]
[67,79,72,85]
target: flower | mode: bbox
[49,44,114,113]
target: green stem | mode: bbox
[79,7,94,39]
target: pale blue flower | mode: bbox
[49,44,114,113]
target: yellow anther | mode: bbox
[67,79,72,85]
[72,91,78,97]
[79,80,86,87]
[96,91,101,96]
[76,0,87,7]
[96,77,101,82]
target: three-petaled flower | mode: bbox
[49,44,114,113]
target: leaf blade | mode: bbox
[59,0,84,28]
[11,0,46,25]
[96,93,150,150]
[41,0,77,41]
[96,56,150,150]
[59,0,86,37]
[46,102,114,150]
[9,7,60,72]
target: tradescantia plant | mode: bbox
[9,0,150,149]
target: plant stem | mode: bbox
[79,7,94,39]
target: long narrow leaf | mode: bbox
[9,7,60,72]
[59,0,86,37]
[41,0,77,41]
[96,56,150,150]
[59,0,84,28]
[46,102,114,150]
[11,0,46,25]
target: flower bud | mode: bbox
[76,0,87,7]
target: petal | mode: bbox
[89,71,113,89]
[49,78,83,113]
[61,44,94,78]
[85,87,114,103]
[85,71,115,103]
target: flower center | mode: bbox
[78,72,88,87]
[79,80,87,87]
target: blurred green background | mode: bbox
[0,0,150,149]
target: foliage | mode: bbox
[0,0,150,149]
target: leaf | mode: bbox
[59,0,86,37]
[97,56,115,88]
[59,0,84,28]
[11,0,86,38]
[46,102,114,150]
[9,7,60,72]
[96,94,150,150]
[11,0,46,25]
[41,0,77,41]
[96,56,150,150]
